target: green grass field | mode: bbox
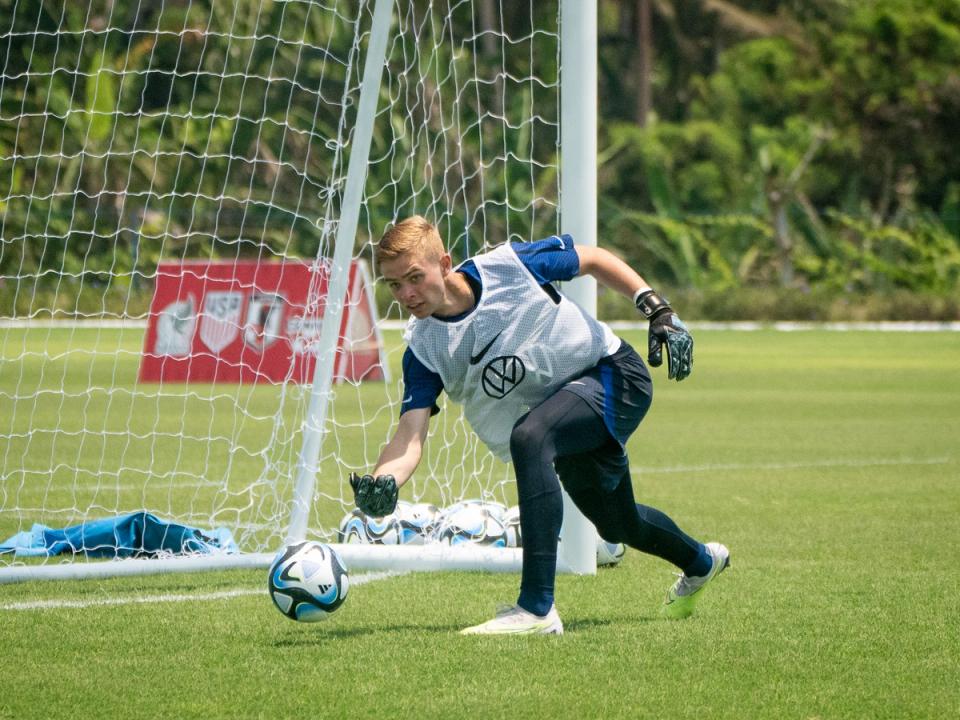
[1,327,958,719]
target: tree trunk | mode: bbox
[635,0,653,127]
[771,194,794,286]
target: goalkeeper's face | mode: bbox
[380,251,452,319]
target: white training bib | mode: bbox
[405,243,619,461]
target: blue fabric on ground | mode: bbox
[0,512,238,558]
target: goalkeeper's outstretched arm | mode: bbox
[350,408,430,517]
[576,245,694,382]
[575,245,650,298]
[372,407,431,488]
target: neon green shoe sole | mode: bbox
[662,542,730,620]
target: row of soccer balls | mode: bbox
[337,499,626,567]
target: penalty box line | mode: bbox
[0,570,407,612]
[632,455,952,475]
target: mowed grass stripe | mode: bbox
[0,328,958,720]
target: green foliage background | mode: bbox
[598,0,960,318]
[1,0,958,320]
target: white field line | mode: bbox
[632,455,952,476]
[57,481,225,491]
[0,570,406,611]
[611,321,960,332]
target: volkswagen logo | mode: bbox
[481,355,526,399]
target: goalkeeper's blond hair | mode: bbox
[376,216,445,270]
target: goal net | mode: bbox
[0,0,591,581]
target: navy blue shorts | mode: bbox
[557,340,652,491]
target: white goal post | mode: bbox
[0,0,599,583]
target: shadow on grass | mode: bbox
[271,622,464,644]
[270,611,662,645]
[563,613,658,632]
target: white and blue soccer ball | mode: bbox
[336,509,370,544]
[596,539,626,566]
[337,508,400,544]
[432,501,508,547]
[268,541,349,622]
[393,501,439,544]
[337,501,438,545]
[441,499,508,523]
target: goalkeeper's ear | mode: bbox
[438,252,454,276]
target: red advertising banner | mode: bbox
[138,260,387,384]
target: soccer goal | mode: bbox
[0,0,600,583]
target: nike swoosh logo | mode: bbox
[469,331,502,365]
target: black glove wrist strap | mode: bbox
[634,289,673,320]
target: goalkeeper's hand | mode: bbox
[349,472,399,518]
[635,290,693,382]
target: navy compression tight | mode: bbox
[509,389,707,617]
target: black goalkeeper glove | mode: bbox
[349,472,399,518]
[635,289,693,382]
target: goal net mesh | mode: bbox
[0,0,561,562]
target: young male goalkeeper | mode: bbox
[350,216,729,635]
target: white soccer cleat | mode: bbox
[662,541,730,620]
[460,604,564,635]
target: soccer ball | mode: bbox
[337,509,374,544]
[502,505,521,548]
[442,499,508,522]
[337,508,400,544]
[268,541,349,622]
[337,501,439,545]
[393,501,439,545]
[596,539,626,566]
[432,502,507,547]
